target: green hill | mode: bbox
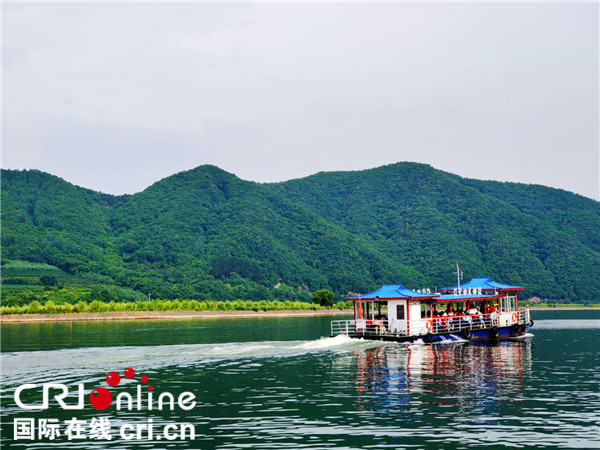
[0,259,146,307]
[2,163,599,305]
[272,163,600,301]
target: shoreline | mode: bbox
[0,306,597,323]
[0,309,353,323]
[526,306,600,311]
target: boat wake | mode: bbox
[0,335,382,388]
[511,332,535,339]
[409,334,469,345]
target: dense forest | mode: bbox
[2,163,599,306]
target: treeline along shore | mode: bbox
[1,300,597,324]
[0,309,353,323]
[0,298,353,318]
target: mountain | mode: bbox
[2,163,599,304]
[272,163,600,302]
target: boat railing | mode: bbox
[426,313,494,334]
[331,319,389,336]
[331,308,530,338]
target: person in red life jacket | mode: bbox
[441,310,449,329]
[489,303,499,326]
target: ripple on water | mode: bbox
[1,319,599,449]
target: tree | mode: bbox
[313,289,334,307]
[27,300,42,314]
[39,275,58,286]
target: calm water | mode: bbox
[1,310,599,449]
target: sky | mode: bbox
[3,2,599,199]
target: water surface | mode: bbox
[1,310,598,448]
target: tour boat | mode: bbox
[331,276,533,343]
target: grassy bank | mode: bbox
[3,299,598,316]
[0,298,353,315]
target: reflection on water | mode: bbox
[354,342,532,418]
[1,314,599,449]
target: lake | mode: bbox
[1,310,599,448]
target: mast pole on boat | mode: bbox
[455,263,462,289]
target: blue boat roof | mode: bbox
[440,277,523,292]
[346,284,438,301]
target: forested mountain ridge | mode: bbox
[2,163,599,304]
[272,163,600,301]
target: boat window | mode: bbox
[397,305,405,320]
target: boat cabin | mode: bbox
[439,277,524,313]
[331,277,529,341]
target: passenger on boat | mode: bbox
[447,310,455,330]
[433,310,443,333]
[375,320,386,334]
[456,308,468,327]
[464,312,473,327]
[468,304,485,327]
[489,303,499,325]
[441,311,449,330]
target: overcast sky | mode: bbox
[3,2,599,199]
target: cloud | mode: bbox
[3,2,598,199]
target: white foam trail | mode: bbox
[435,335,468,344]
[0,336,381,387]
[293,334,358,349]
[512,332,535,339]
